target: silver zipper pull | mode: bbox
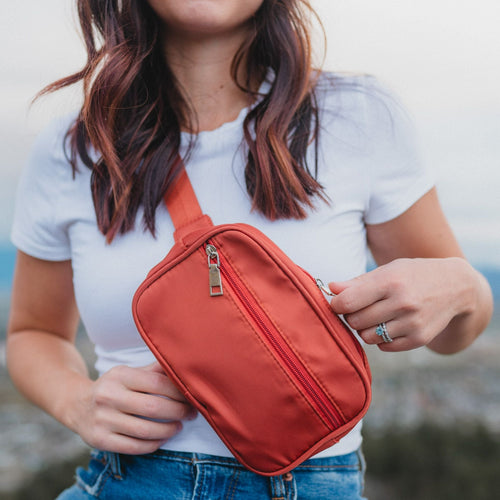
[206,244,223,297]
[316,278,335,297]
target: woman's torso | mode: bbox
[11,73,433,458]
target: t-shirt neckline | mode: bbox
[180,72,273,150]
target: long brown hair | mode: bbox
[40,0,326,241]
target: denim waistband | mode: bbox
[57,448,366,500]
[136,448,363,470]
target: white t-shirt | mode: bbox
[11,74,434,458]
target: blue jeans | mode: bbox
[57,448,367,499]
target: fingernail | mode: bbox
[187,409,198,421]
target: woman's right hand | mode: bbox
[7,255,196,456]
[72,361,197,455]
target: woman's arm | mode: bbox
[329,188,494,354]
[7,251,196,454]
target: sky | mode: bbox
[1,0,499,265]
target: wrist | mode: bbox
[427,257,493,354]
[54,372,93,434]
[447,257,479,319]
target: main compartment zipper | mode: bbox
[205,240,344,431]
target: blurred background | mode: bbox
[0,1,499,498]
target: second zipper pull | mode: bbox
[316,278,336,297]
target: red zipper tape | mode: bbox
[208,240,344,430]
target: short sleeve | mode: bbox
[11,116,76,261]
[361,78,435,225]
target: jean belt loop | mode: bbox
[269,474,286,500]
[106,452,123,480]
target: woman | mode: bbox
[7,0,493,498]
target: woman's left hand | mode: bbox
[328,257,477,352]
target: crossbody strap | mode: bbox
[164,161,213,241]
[164,168,203,228]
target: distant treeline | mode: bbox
[364,423,500,499]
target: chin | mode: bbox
[148,0,264,38]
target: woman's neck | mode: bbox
[163,31,255,133]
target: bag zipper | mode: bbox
[206,244,223,296]
[315,278,336,297]
[205,241,344,430]
[310,275,365,358]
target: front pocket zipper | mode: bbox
[206,244,223,296]
[204,240,344,431]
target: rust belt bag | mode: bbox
[132,168,372,476]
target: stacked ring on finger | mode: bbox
[375,322,393,343]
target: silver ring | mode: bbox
[375,322,393,343]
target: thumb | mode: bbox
[328,278,361,314]
[143,361,165,373]
[328,280,350,295]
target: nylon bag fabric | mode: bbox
[132,169,372,476]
